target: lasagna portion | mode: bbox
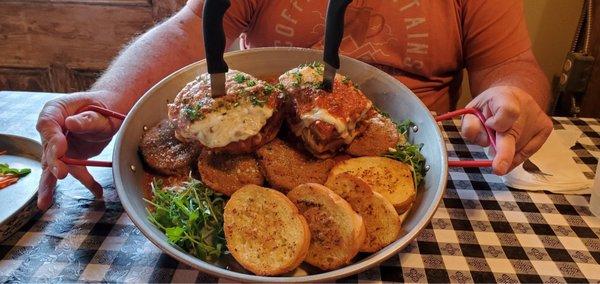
[279,62,372,158]
[168,70,284,154]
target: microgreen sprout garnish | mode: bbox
[385,119,427,186]
[144,177,226,261]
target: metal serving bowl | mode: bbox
[111,47,448,282]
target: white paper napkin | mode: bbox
[501,129,593,194]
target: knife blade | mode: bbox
[209,73,226,97]
[322,63,337,92]
[322,0,353,93]
[202,0,231,98]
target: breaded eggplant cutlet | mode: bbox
[256,138,348,192]
[139,119,200,175]
[346,109,401,156]
[197,151,264,196]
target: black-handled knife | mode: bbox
[203,0,231,97]
[322,0,353,92]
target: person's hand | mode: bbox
[460,86,552,175]
[36,91,120,210]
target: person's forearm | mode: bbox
[91,6,204,114]
[469,50,550,111]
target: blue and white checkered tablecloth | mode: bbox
[0,91,599,283]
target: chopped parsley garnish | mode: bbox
[250,96,266,107]
[233,73,247,83]
[385,119,427,187]
[264,84,274,94]
[145,177,226,262]
[292,71,303,87]
[342,77,351,85]
[246,80,256,87]
[183,104,205,121]
[183,106,199,120]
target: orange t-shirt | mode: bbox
[187,0,531,113]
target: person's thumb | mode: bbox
[64,111,113,136]
[460,114,490,147]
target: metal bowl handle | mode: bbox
[59,106,495,169]
[59,105,126,168]
[435,108,495,168]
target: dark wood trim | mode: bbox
[151,0,187,21]
[579,0,599,118]
[0,67,52,91]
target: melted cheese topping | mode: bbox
[279,65,345,91]
[187,101,274,148]
[301,108,347,136]
[298,107,370,143]
[170,70,278,148]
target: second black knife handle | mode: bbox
[323,0,353,69]
[203,0,231,74]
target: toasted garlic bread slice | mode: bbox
[287,183,366,271]
[327,157,415,213]
[325,173,401,252]
[224,185,310,276]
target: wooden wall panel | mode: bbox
[0,0,186,93]
[0,2,153,70]
[1,0,151,6]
